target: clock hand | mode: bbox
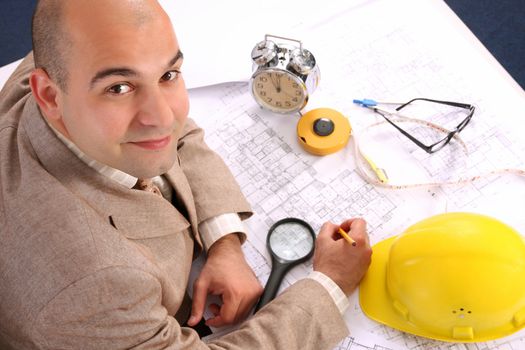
[283,90,302,105]
[269,73,280,93]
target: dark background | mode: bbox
[0,0,523,90]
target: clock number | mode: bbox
[252,70,309,111]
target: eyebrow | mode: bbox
[89,50,184,89]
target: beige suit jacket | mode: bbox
[0,55,349,350]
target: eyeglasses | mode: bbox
[353,98,475,154]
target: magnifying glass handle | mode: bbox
[254,262,290,313]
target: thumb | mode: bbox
[188,278,208,326]
[317,221,338,241]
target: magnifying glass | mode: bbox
[254,217,316,312]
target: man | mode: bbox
[0,0,372,349]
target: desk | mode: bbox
[1,1,524,349]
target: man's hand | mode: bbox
[188,234,263,327]
[313,218,372,295]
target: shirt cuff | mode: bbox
[307,271,350,315]
[198,213,247,251]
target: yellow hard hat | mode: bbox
[360,212,525,342]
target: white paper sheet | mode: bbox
[188,1,525,349]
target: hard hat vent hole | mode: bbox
[452,307,472,318]
[452,308,472,316]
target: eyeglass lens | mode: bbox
[389,98,474,153]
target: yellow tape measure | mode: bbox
[353,117,525,188]
[296,107,525,188]
[297,108,351,156]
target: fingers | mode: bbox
[205,293,241,327]
[341,218,369,246]
[340,217,365,233]
[188,278,209,326]
[189,238,263,328]
[313,217,372,295]
[351,218,369,245]
[195,287,256,327]
[318,219,368,242]
[317,221,341,241]
[191,286,245,328]
[205,303,221,324]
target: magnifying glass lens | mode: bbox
[269,223,315,260]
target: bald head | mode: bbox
[32,0,69,89]
[32,0,168,91]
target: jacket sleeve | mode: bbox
[176,118,252,222]
[33,268,348,350]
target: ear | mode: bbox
[29,68,67,132]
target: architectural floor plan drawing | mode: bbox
[185,1,525,349]
[191,80,525,350]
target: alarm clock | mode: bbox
[250,34,320,114]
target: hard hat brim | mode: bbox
[359,231,525,343]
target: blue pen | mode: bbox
[353,98,408,118]
[353,98,378,107]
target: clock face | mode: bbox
[251,69,307,113]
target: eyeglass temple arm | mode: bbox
[397,98,474,111]
[373,109,432,151]
[353,98,473,110]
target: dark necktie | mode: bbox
[134,178,163,197]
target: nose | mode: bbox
[135,87,174,129]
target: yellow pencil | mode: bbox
[338,228,357,246]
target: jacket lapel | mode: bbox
[164,161,202,247]
[21,98,191,240]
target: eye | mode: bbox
[161,70,181,82]
[106,83,133,95]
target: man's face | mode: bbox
[55,1,189,179]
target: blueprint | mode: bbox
[191,81,525,349]
[189,1,525,348]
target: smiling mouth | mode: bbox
[130,136,172,150]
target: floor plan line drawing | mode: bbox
[193,82,525,350]
[188,1,525,349]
